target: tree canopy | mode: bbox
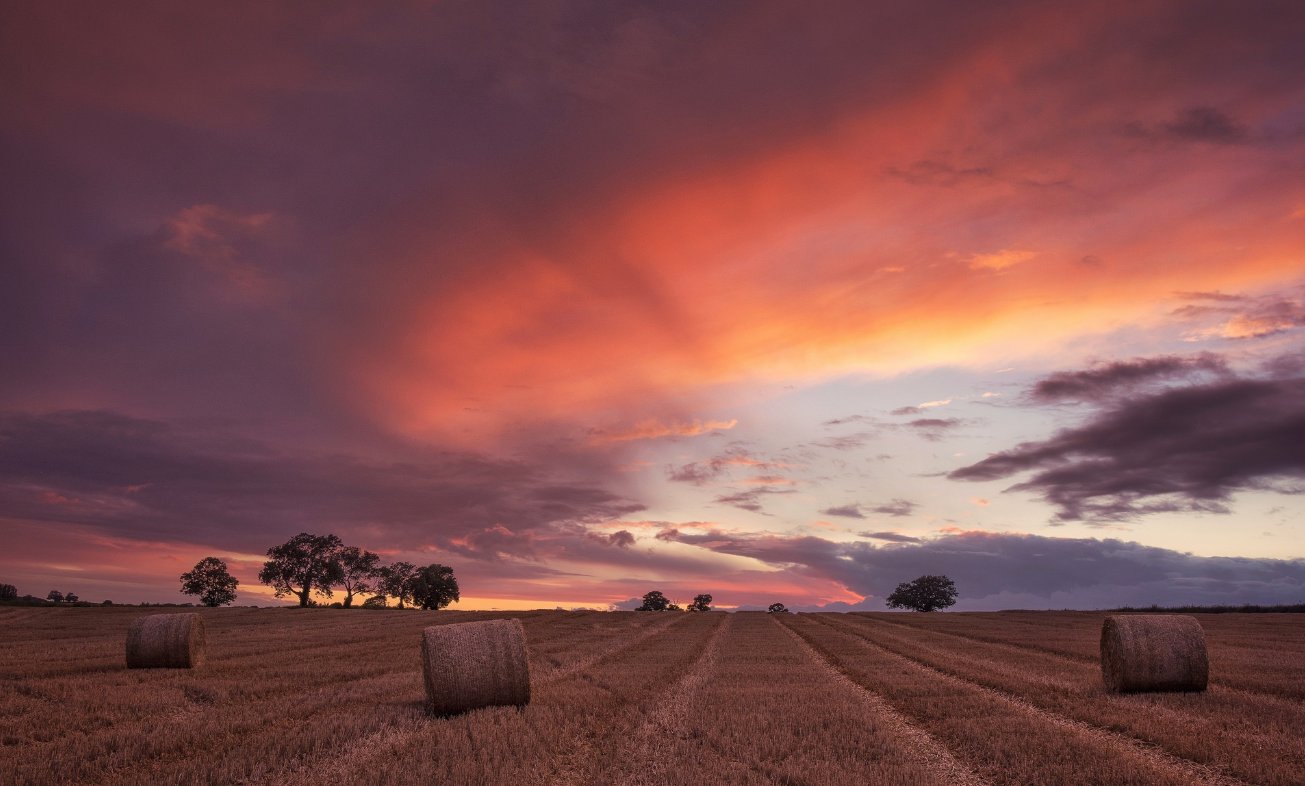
[636,590,674,611]
[377,561,419,609]
[767,602,789,613]
[258,532,345,607]
[180,556,239,607]
[687,593,712,612]
[410,564,460,610]
[885,575,958,612]
[337,546,381,608]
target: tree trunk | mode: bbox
[297,586,311,607]
[343,593,354,608]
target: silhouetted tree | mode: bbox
[687,593,712,612]
[886,575,958,612]
[258,533,345,607]
[361,595,388,609]
[410,564,460,610]
[636,590,673,611]
[46,590,63,603]
[337,547,381,608]
[377,561,420,609]
[180,557,240,607]
[64,592,79,603]
[0,584,17,601]
[767,602,789,613]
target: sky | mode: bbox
[1,1,1303,610]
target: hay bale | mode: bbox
[125,613,205,669]
[1100,614,1207,693]
[421,618,530,716]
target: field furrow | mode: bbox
[779,614,1229,786]
[826,613,1305,786]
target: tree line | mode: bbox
[179,532,460,610]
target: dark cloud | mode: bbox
[1161,106,1249,144]
[665,447,784,485]
[586,529,636,548]
[1030,353,1228,403]
[661,528,1305,609]
[951,375,1305,521]
[890,406,922,416]
[820,504,864,519]
[810,432,877,451]
[666,461,723,485]
[822,414,874,426]
[1171,289,1305,339]
[859,531,922,543]
[868,498,917,517]
[906,417,963,441]
[0,410,645,553]
[713,486,796,514]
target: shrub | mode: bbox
[767,602,789,613]
[0,584,17,601]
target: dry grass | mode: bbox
[421,618,530,716]
[1100,615,1208,693]
[2,608,1302,785]
[124,613,205,669]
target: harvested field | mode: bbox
[1,608,1302,785]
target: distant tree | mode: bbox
[0,584,17,601]
[65,592,79,603]
[886,575,958,612]
[636,590,673,611]
[258,533,345,607]
[767,602,789,613]
[337,547,381,608]
[410,564,460,610]
[46,590,63,603]
[361,595,388,609]
[101,599,113,606]
[377,562,420,609]
[180,557,240,607]
[687,593,713,612]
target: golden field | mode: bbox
[2,607,1303,785]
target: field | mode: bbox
[2,608,1303,786]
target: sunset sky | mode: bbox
[2,1,1303,610]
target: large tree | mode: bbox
[180,556,239,607]
[258,533,345,607]
[377,561,419,609]
[885,575,958,612]
[337,546,381,608]
[411,564,460,610]
[636,590,673,611]
[0,584,18,601]
[687,593,713,612]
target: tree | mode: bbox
[377,562,419,609]
[337,547,381,608]
[180,557,240,607]
[65,592,79,603]
[361,595,388,609]
[767,602,789,613]
[258,533,345,607]
[885,575,958,612]
[0,584,17,601]
[687,593,712,612]
[410,564,460,610]
[636,590,673,611]
[46,590,63,603]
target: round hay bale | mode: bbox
[1100,614,1207,693]
[421,618,530,716]
[125,613,206,669]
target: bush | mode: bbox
[767,602,789,613]
[361,596,388,609]
[0,584,17,601]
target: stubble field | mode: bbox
[2,607,1302,786]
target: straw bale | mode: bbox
[1100,614,1207,693]
[421,618,530,716]
[125,613,206,669]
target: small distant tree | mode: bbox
[636,590,673,611]
[46,590,63,603]
[101,599,113,606]
[410,564,460,611]
[767,602,789,613]
[361,595,388,609]
[65,592,79,603]
[687,593,712,612]
[337,547,381,608]
[886,575,958,612]
[377,562,420,609]
[0,584,18,601]
[258,533,345,607]
[180,557,240,607]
